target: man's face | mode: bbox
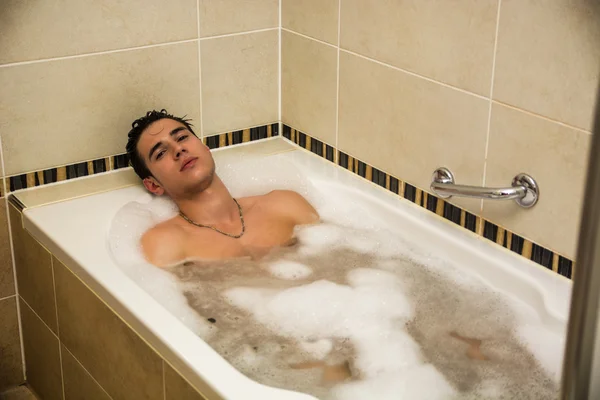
[136,118,215,199]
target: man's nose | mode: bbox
[174,144,187,159]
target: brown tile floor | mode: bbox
[0,386,38,400]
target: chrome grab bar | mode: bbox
[430,167,539,208]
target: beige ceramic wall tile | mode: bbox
[338,51,489,213]
[0,297,24,391]
[201,30,278,135]
[199,0,278,37]
[494,0,600,131]
[0,0,197,64]
[61,345,111,400]
[282,31,337,145]
[282,0,339,44]
[484,104,590,260]
[340,0,498,96]
[9,205,57,333]
[54,257,163,400]
[0,201,15,298]
[20,300,62,400]
[0,42,200,176]
[164,363,207,400]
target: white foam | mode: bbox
[224,268,430,388]
[331,367,456,400]
[268,260,312,280]
[299,339,333,360]
[517,323,565,381]
[294,223,345,256]
[503,294,566,381]
[351,331,422,376]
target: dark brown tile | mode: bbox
[19,300,62,400]
[0,385,37,400]
[61,345,110,400]
[0,297,24,391]
[164,363,207,400]
[0,200,15,299]
[54,257,163,400]
[8,205,57,333]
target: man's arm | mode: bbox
[141,224,187,267]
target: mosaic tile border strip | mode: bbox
[6,123,279,193]
[282,125,574,279]
[8,155,130,193]
[202,123,278,150]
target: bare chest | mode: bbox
[181,210,296,260]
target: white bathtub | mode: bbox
[18,138,571,399]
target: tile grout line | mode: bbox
[281,27,337,49]
[281,27,488,102]
[162,360,167,400]
[0,28,278,70]
[278,0,283,141]
[200,27,278,41]
[62,344,115,400]
[278,0,282,125]
[481,0,503,214]
[50,256,66,400]
[335,0,342,150]
[0,38,198,69]
[197,0,204,138]
[19,296,59,340]
[50,257,60,337]
[0,294,16,302]
[492,99,591,134]
[58,341,66,400]
[342,47,491,101]
[0,132,27,379]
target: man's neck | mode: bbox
[175,176,238,225]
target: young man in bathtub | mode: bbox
[126,110,488,377]
[126,109,319,268]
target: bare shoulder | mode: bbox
[141,219,186,268]
[265,190,319,225]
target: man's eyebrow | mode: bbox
[148,141,163,161]
[170,126,187,136]
[148,127,189,160]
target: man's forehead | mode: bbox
[138,119,187,157]
[146,120,165,136]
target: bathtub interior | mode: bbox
[19,138,571,399]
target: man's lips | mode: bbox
[180,157,198,171]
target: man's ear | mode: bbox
[143,176,165,196]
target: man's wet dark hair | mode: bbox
[126,109,197,179]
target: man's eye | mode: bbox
[156,150,166,160]
[178,135,188,142]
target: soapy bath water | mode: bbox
[108,155,562,400]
